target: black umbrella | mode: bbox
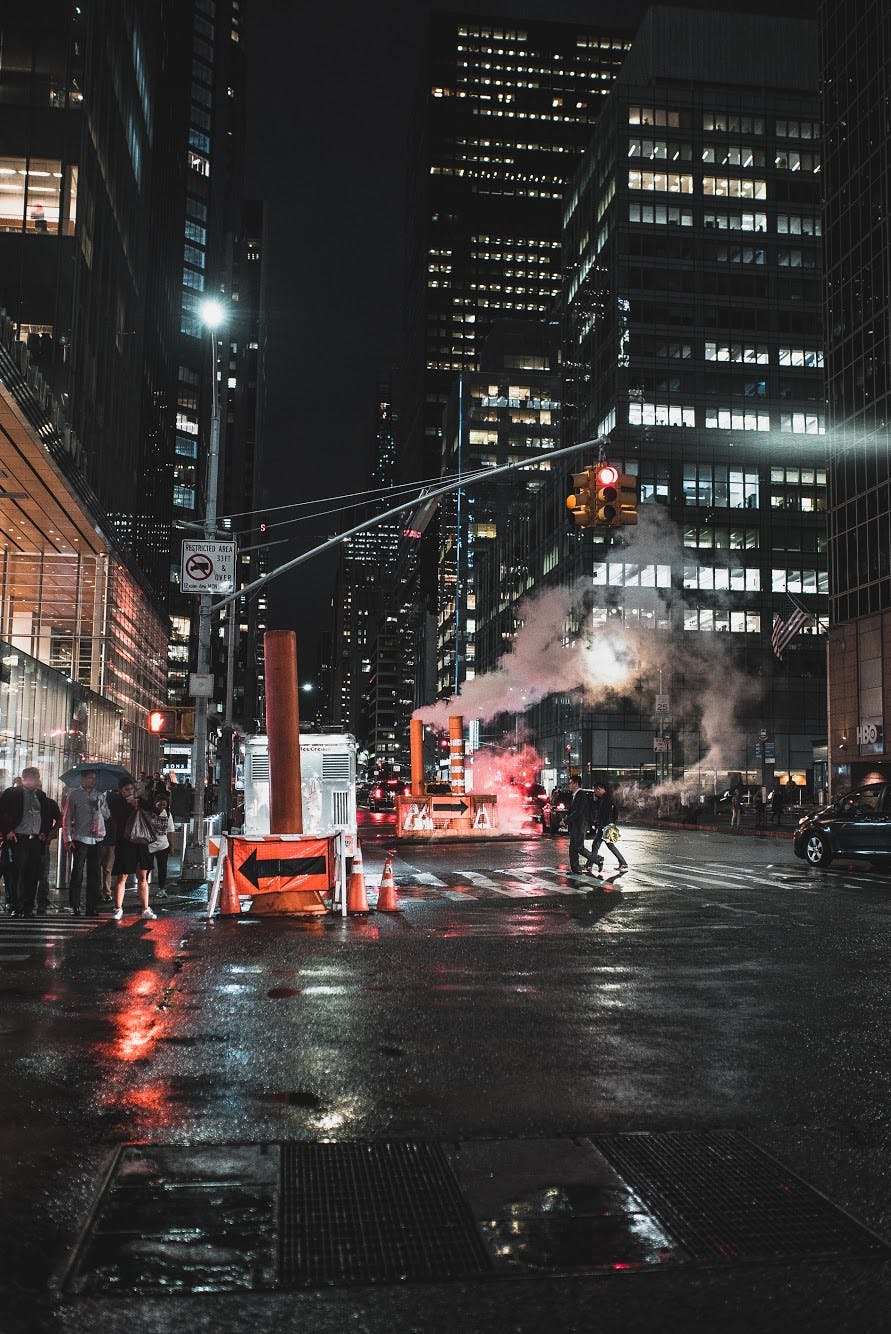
[60,762,135,792]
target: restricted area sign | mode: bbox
[181,540,236,593]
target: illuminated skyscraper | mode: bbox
[554,5,827,786]
[403,14,631,480]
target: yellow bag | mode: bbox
[603,823,620,843]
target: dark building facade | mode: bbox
[820,0,891,791]
[402,14,631,711]
[0,1,173,779]
[403,13,630,481]
[548,6,827,791]
[438,321,560,704]
[330,382,404,762]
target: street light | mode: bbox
[180,297,227,883]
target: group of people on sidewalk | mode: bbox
[567,775,629,877]
[0,769,175,919]
[729,781,789,831]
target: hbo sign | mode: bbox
[856,722,883,746]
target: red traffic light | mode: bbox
[596,464,619,487]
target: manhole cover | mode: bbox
[65,1145,279,1295]
[592,1131,889,1263]
[280,1141,491,1286]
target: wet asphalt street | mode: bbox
[1,823,890,1332]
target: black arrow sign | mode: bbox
[238,848,327,889]
[431,799,469,815]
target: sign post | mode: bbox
[181,540,236,594]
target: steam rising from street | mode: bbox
[414,507,762,784]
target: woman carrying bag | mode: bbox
[147,791,175,898]
[107,777,156,921]
[590,781,629,874]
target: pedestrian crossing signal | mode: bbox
[147,708,195,739]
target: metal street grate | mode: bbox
[279,1141,491,1286]
[591,1130,890,1263]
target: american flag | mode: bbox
[771,594,811,661]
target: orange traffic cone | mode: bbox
[376,852,399,912]
[219,853,241,916]
[346,842,370,913]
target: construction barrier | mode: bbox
[226,833,333,915]
[397,792,499,838]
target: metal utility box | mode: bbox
[241,733,357,840]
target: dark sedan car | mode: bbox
[792,782,890,866]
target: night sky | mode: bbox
[243,0,818,679]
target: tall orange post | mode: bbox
[448,715,471,828]
[264,630,303,833]
[448,715,465,793]
[410,718,425,795]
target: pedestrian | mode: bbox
[770,780,786,826]
[0,767,62,917]
[754,786,765,831]
[62,767,110,916]
[106,776,156,921]
[567,775,598,875]
[147,790,175,898]
[589,781,629,873]
[730,785,742,831]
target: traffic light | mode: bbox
[147,708,195,739]
[614,472,638,526]
[566,467,596,527]
[593,464,620,525]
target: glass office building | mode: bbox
[820,0,891,789]
[553,7,827,789]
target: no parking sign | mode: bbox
[181,540,236,593]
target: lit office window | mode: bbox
[0,157,65,233]
[705,407,770,431]
[628,169,693,193]
[702,176,767,199]
[629,401,695,427]
[780,412,825,434]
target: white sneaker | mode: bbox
[141,907,157,920]
[112,907,123,921]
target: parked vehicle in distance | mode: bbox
[543,787,573,835]
[522,781,548,827]
[792,782,890,866]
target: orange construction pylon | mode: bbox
[346,842,370,914]
[219,853,241,916]
[376,851,399,912]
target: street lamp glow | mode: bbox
[301,682,315,693]
[199,297,226,329]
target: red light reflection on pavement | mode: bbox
[96,932,182,1130]
[111,968,163,1063]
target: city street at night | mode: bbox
[1,825,889,1331]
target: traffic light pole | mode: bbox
[180,329,222,884]
[208,436,606,616]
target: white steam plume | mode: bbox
[414,507,767,781]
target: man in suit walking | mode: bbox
[567,775,600,875]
